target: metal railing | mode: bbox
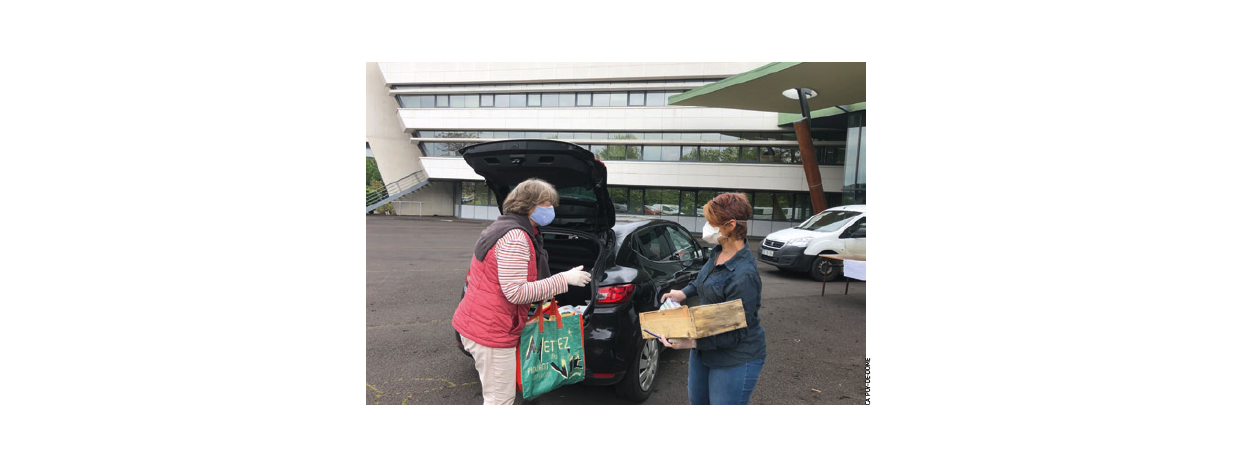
[366,170,430,212]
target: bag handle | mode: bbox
[534,299,564,333]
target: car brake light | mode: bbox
[590,373,615,379]
[596,284,635,304]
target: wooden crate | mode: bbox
[639,299,747,340]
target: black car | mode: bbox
[452,139,709,402]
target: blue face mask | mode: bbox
[530,205,555,226]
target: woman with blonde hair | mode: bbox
[659,192,767,405]
[452,178,591,405]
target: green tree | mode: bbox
[366,157,383,186]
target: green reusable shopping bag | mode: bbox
[516,300,586,400]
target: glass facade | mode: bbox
[391,78,722,90]
[458,187,839,226]
[397,90,691,109]
[603,186,841,222]
[842,111,866,205]
[417,129,853,164]
[418,129,834,143]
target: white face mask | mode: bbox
[702,223,722,245]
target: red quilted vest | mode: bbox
[452,232,539,348]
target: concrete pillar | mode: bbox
[366,63,423,186]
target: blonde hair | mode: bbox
[503,178,560,215]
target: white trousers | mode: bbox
[460,335,517,405]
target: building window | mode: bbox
[461,182,476,205]
[644,189,679,215]
[657,146,677,162]
[646,91,670,107]
[541,93,560,107]
[599,145,626,161]
[753,193,774,221]
[626,145,643,161]
[628,92,646,106]
[680,190,697,217]
[480,94,494,107]
[696,190,721,216]
[701,146,728,162]
[527,94,541,107]
[740,146,761,163]
[609,187,629,214]
[576,93,592,106]
[464,94,479,108]
[628,189,644,215]
[680,146,699,161]
[435,95,449,107]
[763,146,796,164]
[449,95,465,108]
[591,92,611,107]
[641,145,663,161]
[818,146,845,165]
[471,181,489,206]
[793,194,813,222]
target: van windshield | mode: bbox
[796,211,861,232]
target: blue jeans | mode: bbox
[687,350,765,405]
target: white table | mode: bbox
[819,254,866,295]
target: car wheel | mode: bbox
[810,255,842,282]
[615,338,660,402]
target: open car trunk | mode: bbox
[540,229,607,320]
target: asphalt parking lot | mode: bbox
[366,215,866,405]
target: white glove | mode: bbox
[561,265,591,287]
[660,290,687,304]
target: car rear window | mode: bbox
[557,186,596,202]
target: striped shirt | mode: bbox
[496,229,567,305]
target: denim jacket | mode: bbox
[680,244,766,368]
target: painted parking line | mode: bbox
[367,378,480,405]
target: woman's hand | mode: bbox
[660,290,686,304]
[657,336,696,349]
[560,265,591,287]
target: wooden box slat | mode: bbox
[639,299,746,340]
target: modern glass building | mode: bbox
[366,62,866,238]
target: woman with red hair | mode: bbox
[659,192,767,405]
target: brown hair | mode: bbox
[502,178,559,215]
[703,192,753,241]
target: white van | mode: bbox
[757,205,866,281]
